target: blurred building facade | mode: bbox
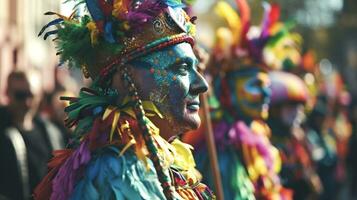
[0,0,60,104]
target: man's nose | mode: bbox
[190,71,208,95]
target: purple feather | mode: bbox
[212,121,230,151]
[229,121,274,171]
[260,2,271,39]
[125,0,166,30]
[247,37,269,64]
[51,141,91,200]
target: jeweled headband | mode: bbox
[39,0,196,80]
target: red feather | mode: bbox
[235,0,251,47]
[33,150,74,200]
[33,168,58,200]
[269,3,280,28]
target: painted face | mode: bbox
[281,104,305,127]
[227,68,271,120]
[126,43,208,136]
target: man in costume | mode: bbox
[185,1,293,199]
[34,0,215,199]
[267,71,323,200]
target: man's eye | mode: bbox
[249,80,264,88]
[255,81,263,87]
[176,63,189,75]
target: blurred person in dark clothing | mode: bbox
[346,98,357,199]
[304,96,339,200]
[40,87,73,144]
[0,71,66,200]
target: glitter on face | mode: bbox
[129,42,208,135]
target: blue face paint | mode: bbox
[129,42,208,135]
[225,68,271,121]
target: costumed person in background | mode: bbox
[184,1,293,199]
[303,96,337,200]
[347,97,357,200]
[303,69,350,200]
[34,0,215,199]
[328,80,352,200]
[262,12,325,199]
[267,71,323,200]
[0,71,66,200]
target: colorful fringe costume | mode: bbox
[184,1,293,199]
[34,0,214,199]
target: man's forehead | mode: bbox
[138,42,198,66]
[8,78,30,89]
[9,78,29,85]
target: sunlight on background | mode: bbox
[296,0,343,27]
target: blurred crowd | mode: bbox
[0,69,77,200]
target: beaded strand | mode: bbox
[120,66,175,200]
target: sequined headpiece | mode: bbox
[39,0,196,79]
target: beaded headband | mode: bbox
[39,0,196,80]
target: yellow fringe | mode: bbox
[86,21,99,45]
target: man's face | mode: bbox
[7,78,34,113]
[228,69,271,120]
[124,43,208,135]
[281,104,305,127]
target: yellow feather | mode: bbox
[86,21,99,45]
[112,0,128,18]
[109,111,120,142]
[103,106,115,120]
[119,138,136,156]
[215,1,242,46]
[142,101,163,119]
[171,139,196,170]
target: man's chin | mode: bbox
[183,113,201,130]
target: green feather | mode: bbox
[56,15,123,69]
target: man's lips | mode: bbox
[187,101,200,112]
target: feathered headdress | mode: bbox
[39,0,196,79]
[210,0,300,73]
